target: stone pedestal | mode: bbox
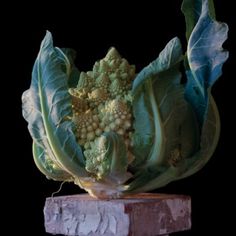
[44,193,191,236]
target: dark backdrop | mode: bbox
[7,0,235,235]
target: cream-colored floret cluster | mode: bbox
[69,47,135,168]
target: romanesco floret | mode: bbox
[109,79,126,98]
[83,136,109,178]
[88,88,110,108]
[70,47,136,174]
[77,72,94,92]
[95,73,110,89]
[69,88,88,113]
[99,99,132,135]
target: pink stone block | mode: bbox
[44,193,191,236]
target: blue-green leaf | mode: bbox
[126,38,199,192]
[125,95,220,193]
[184,0,228,125]
[176,0,228,179]
[131,37,198,169]
[22,31,88,177]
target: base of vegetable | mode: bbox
[44,193,191,236]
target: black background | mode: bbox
[6,0,235,235]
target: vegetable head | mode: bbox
[22,0,228,198]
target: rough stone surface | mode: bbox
[44,193,191,236]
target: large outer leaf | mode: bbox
[173,0,228,181]
[22,88,63,169]
[184,0,228,125]
[125,94,220,194]
[127,38,199,192]
[131,37,183,167]
[133,94,221,194]
[131,94,220,194]
[131,37,198,168]
[179,0,228,177]
[22,31,88,178]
